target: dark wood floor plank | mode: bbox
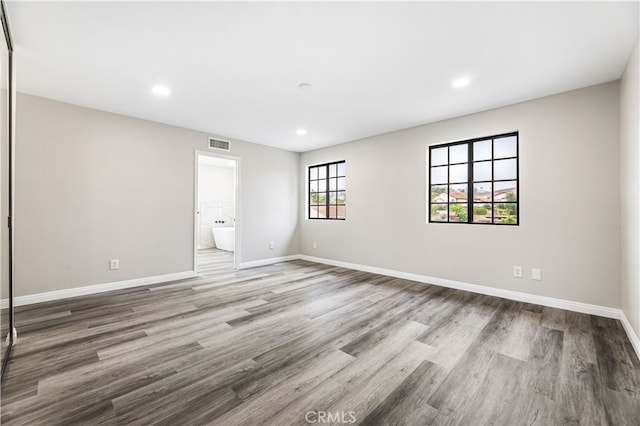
[327,340,430,421]
[358,359,444,426]
[530,327,564,400]
[417,307,492,373]
[425,299,521,419]
[555,311,606,425]
[113,358,255,424]
[458,353,527,426]
[497,310,541,361]
[338,292,425,357]
[212,350,354,425]
[147,387,241,426]
[33,341,203,398]
[265,321,428,425]
[592,316,640,394]
[417,292,485,346]
[228,299,422,401]
[426,345,496,421]
[541,306,567,331]
[600,387,640,426]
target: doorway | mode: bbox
[194,151,239,274]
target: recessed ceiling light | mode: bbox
[152,85,170,96]
[296,128,307,136]
[298,83,312,90]
[451,77,470,88]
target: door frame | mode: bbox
[193,150,241,272]
[1,0,15,380]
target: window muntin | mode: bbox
[309,161,346,220]
[429,132,518,225]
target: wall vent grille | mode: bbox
[208,137,231,151]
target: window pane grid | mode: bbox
[428,132,518,225]
[308,161,346,220]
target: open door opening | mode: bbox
[195,152,239,274]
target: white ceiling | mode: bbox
[6,1,639,152]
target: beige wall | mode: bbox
[13,78,630,313]
[621,38,640,337]
[15,93,300,297]
[300,82,621,308]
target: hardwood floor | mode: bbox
[1,260,639,425]
[197,248,234,274]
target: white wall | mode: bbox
[15,93,300,297]
[621,38,640,338]
[300,82,621,309]
[197,161,235,248]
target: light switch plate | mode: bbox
[532,268,542,281]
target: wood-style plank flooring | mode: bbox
[197,248,234,274]
[1,260,639,425]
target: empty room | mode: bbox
[0,1,639,425]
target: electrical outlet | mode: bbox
[513,266,522,278]
[109,259,119,270]
[269,242,275,250]
[532,268,542,281]
[313,241,317,249]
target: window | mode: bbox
[308,161,346,220]
[429,132,518,225]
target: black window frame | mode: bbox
[308,160,346,220]
[428,131,519,225]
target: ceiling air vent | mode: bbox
[208,137,231,151]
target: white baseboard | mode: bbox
[8,271,197,308]
[5,253,305,308]
[239,255,301,269]
[299,255,621,319]
[620,310,640,361]
[2,252,638,362]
